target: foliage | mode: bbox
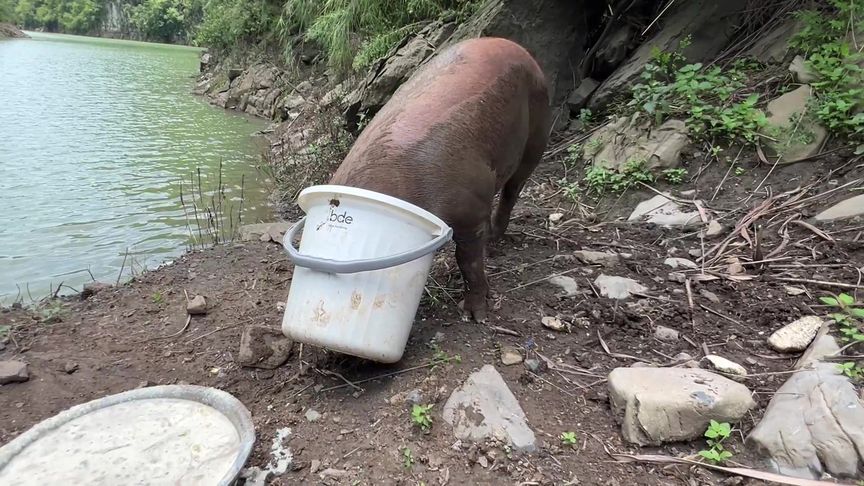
[789,1,864,146]
[0,324,10,340]
[837,361,864,380]
[194,0,277,49]
[560,431,578,446]
[11,0,104,34]
[584,159,655,194]
[152,291,164,304]
[662,168,687,184]
[698,420,733,464]
[629,39,768,143]
[411,404,433,431]
[128,0,200,42]
[278,0,480,71]
[820,293,864,342]
[37,300,66,323]
[401,447,414,469]
[1,0,16,22]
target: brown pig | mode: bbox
[330,37,552,322]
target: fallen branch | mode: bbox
[771,277,864,290]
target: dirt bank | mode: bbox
[2,148,862,484]
[0,23,28,39]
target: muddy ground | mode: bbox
[1,145,863,485]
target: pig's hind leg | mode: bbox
[490,134,547,241]
[454,221,491,323]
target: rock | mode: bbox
[548,212,564,223]
[788,55,818,83]
[305,409,322,423]
[584,115,690,171]
[664,257,698,269]
[703,355,747,378]
[186,295,207,315]
[500,346,523,366]
[442,365,538,452]
[607,367,755,445]
[814,195,864,222]
[541,316,568,332]
[700,290,721,304]
[389,388,423,406]
[309,460,321,474]
[589,0,749,109]
[0,23,29,39]
[0,361,29,384]
[573,250,619,266]
[654,326,679,342]
[747,332,864,479]
[238,325,294,369]
[785,286,807,296]
[80,282,111,300]
[594,274,646,300]
[567,78,599,111]
[594,25,635,73]
[705,220,724,237]
[667,272,687,284]
[762,85,828,164]
[64,362,79,374]
[688,249,703,258]
[548,275,578,297]
[227,68,243,81]
[745,18,799,63]
[319,468,349,480]
[239,222,291,243]
[726,258,745,275]
[628,194,701,227]
[768,316,824,353]
[524,359,542,373]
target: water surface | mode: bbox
[0,32,270,300]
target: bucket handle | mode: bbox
[283,217,453,274]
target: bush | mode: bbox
[10,0,104,34]
[0,0,16,23]
[194,0,278,49]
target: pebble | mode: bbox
[524,359,542,373]
[688,249,703,258]
[574,250,620,266]
[0,361,29,384]
[186,295,207,315]
[548,275,579,297]
[64,362,79,374]
[668,272,687,283]
[664,257,698,269]
[705,220,724,237]
[541,316,568,332]
[305,408,322,422]
[594,274,647,300]
[310,460,321,474]
[700,290,721,304]
[768,316,824,352]
[704,355,748,378]
[548,212,564,223]
[785,286,807,296]
[654,326,680,342]
[500,346,523,365]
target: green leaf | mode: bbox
[839,293,855,306]
[849,308,864,319]
[699,450,720,462]
[821,297,840,306]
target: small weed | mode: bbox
[38,300,66,323]
[401,447,414,469]
[578,108,593,124]
[151,292,164,305]
[584,159,654,194]
[565,143,583,167]
[709,145,723,158]
[0,325,10,340]
[411,404,434,432]
[429,344,461,368]
[698,420,733,464]
[560,431,578,446]
[662,168,687,184]
[820,293,864,342]
[837,362,864,380]
[734,166,745,176]
[559,179,580,202]
[583,137,603,158]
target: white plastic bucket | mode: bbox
[281,185,453,363]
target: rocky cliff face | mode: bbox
[98,0,134,39]
[0,23,29,39]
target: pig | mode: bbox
[330,37,552,322]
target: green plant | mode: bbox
[565,143,583,167]
[837,362,864,380]
[0,324,10,340]
[578,108,593,124]
[734,166,745,176]
[820,293,864,342]
[584,159,655,194]
[698,420,733,464]
[560,431,578,446]
[38,300,66,323]
[401,446,414,469]
[429,344,461,367]
[152,292,165,305]
[629,40,767,144]
[662,168,687,184]
[411,404,433,431]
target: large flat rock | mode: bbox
[628,194,701,227]
[442,365,537,452]
[239,222,291,243]
[608,367,755,445]
[814,194,864,222]
[747,333,864,479]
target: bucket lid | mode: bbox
[298,185,449,235]
[0,385,255,486]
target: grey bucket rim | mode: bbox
[0,384,256,486]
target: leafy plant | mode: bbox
[411,404,434,431]
[584,159,655,194]
[430,344,461,367]
[578,108,594,125]
[401,447,414,469]
[662,168,687,184]
[0,324,10,340]
[38,300,66,323]
[152,292,165,305]
[698,420,733,464]
[629,39,767,144]
[560,431,578,446]
[837,362,864,380]
[820,293,864,342]
[734,166,745,176]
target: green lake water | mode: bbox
[0,32,271,301]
